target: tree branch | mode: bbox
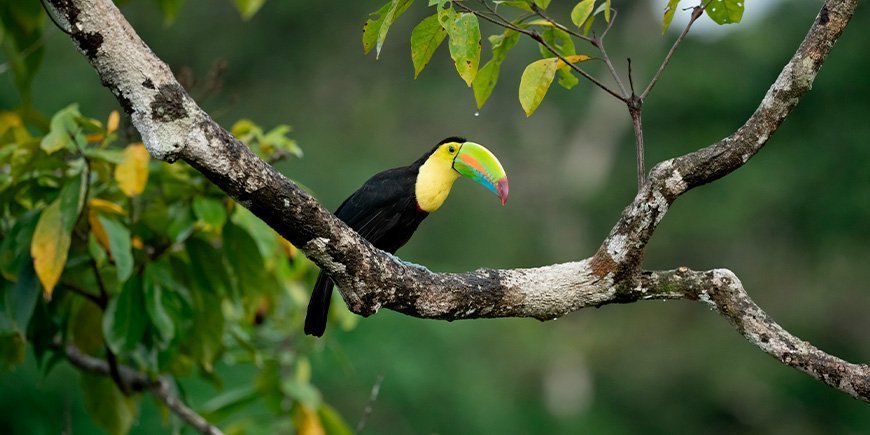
[61,344,224,435]
[43,0,866,401]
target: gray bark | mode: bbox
[44,0,868,403]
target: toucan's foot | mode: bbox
[385,252,426,270]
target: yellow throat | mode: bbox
[415,144,461,213]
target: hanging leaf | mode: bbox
[40,105,81,155]
[0,210,39,281]
[533,0,551,9]
[106,111,120,134]
[518,58,559,117]
[98,216,133,284]
[297,405,325,435]
[102,275,147,353]
[362,0,415,58]
[539,27,575,59]
[318,404,354,435]
[604,0,611,23]
[31,176,85,299]
[144,262,175,344]
[706,0,744,25]
[663,0,682,33]
[224,222,269,296]
[571,0,595,28]
[410,14,447,78]
[471,30,520,109]
[114,143,150,197]
[81,373,139,435]
[193,197,228,232]
[443,12,481,87]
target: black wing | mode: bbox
[333,167,419,250]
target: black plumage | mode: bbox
[304,138,465,337]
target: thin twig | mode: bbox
[532,5,627,97]
[628,98,645,188]
[627,58,635,94]
[595,37,628,97]
[456,2,626,102]
[60,284,103,307]
[532,5,594,43]
[355,373,385,434]
[640,4,705,100]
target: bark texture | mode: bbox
[43,0,868,403]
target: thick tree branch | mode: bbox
[43,0,866,401]
[61,344,223,434]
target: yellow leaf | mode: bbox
[525,19,556,27]
[31,201,72,300]
[89,198,126,216]
[114,143,150,197]
[277,234,297,258]
[107,111,120,134]
[518,58,559,117]
[131,236,144,250]
[89,210,111,253]
[298,406,325,435]
[556,54,591,69]
[86,133,105,143]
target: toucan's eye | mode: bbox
[448,145,456,153]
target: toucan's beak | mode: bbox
[452,142,509,205]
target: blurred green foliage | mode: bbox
[1,0,869,434]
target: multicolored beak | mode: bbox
[452,142,509,205]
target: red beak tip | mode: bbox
[496,178,509,206]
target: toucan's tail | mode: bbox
[304,271,334,337]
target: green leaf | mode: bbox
[233,0,266,20]
[81,373,139,435]
[5,260,39,335]
[156,0,185,25]
[363,0,415,58]
[193,197,227,231]
[472,60,500,109]
[706,0,744,25]
[201,386,260,421]
[410,14,447,78]
[98,216,133,284]
[534,0,551,9]
[519,58,559,117]
[318,403,354,435]
[495,0,534,12]
[0,210,38,281]
[571,0,595,28]
[538,27,575,58]
[604,0,611,23]
[144,262,175,344]
[0,334,26,370]
[281,378,322,409]
[224,222,269,296]
[102,275,147,354]
[31,201,71,299]
[557,68,579,89]
[443,12,481,87]
[662,0,681,33]
[40,104,81,155]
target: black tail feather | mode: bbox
[304,271,334,337]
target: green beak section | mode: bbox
[452,142,509,205]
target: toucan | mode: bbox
[304,137,509,336]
